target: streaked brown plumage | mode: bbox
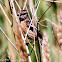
[17,10,43,43]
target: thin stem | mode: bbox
[37,22,48,27]
[35,49,38,62]
[38,4,52,22]
[23,0,27,10]
[29,0,38,24]
[0,4,12,26]
[27,37,38,62]
[34,0,41,17]
[14,0,21,11]
[40,19,45,23]
[0,3,15,37]
[33,13,39,62]
[44,0,62,3]
[0,0,17,23]
[26,38,35,52]
[35,0,39,8]
[29,0,39,62]
[0,27,18,51]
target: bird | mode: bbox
[17,9,43,56]
[17,10,43,42]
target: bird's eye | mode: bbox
[17,14,19,16]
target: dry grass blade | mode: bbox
[29,0,38,26]
[37,22,48,27]
[0,4,12,26]
[35,0,41,17]
[44,0,62,3]
[0,4,18,50]
[14,0,21,11]
[38,4,52,22]
[0,3,15,35]
[26,38,35,52]
[29,0,39,62]
[23,0,27,10]
[35,0,39,8]
[10,0,31,62]
[0,27,18,51]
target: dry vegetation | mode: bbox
[0,0,62,62]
